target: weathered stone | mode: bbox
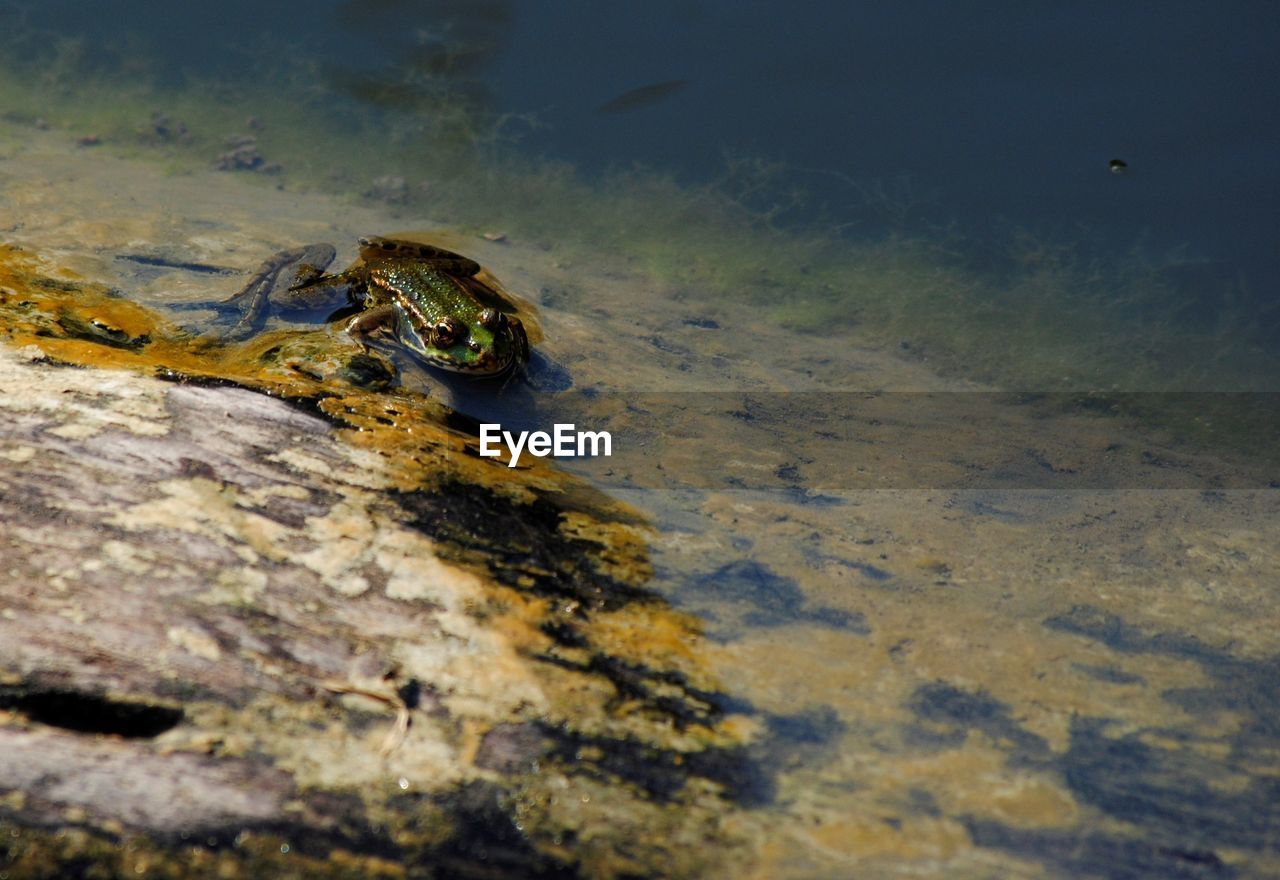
[0,246,766,878]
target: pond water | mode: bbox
[1,2,1278,878]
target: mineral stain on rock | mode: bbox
[0,244,815,878]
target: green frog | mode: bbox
[222,236,532,378]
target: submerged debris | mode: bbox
[595,78,690,114]
[365,174,410,203]
[147,110,190,143]
[215,143,263,171]
[214,134,279,173]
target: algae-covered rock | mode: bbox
[0,246,767,878]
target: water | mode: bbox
[9,0,1276,392]
[501,1,1280,284]
[11,1,1278,304]
[1,2,1279,877]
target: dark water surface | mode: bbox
[502,1,1280,278]
[10,0,1279,300]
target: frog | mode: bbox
[220,235,532,378]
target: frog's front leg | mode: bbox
[220,243,338,339]
[344,303,399,352]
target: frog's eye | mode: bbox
[431,316,466,347]
[478,307,506,329]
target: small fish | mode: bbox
[595,79,690,114]
[1109,158,1129,174]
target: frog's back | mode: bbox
[375,260,483,322]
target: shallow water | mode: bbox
[1,4,1279,877]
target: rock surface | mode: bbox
[0,246,772,878]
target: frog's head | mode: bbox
[396,306,529,377]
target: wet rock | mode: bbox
[0,727,290,834]
[474,723,550,774]
[0,246,767,878]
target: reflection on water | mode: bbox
[1,1,1279,876]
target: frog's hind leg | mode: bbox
[286,264,363,312]
[220,243,338,339]
[357,236,481,277]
